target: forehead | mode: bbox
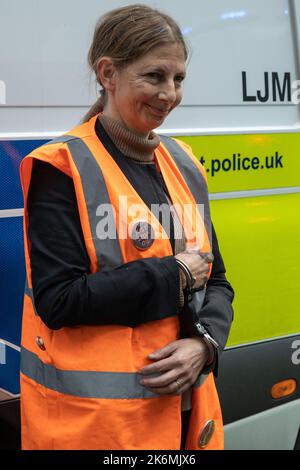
[130,43,186,71]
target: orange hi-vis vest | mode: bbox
[19,114,224,450]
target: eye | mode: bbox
[145,72,162,81]
[175,75,185,84]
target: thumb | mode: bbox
[149,341,178,360]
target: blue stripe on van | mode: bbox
[0,140,47,210]
[0,139,47,394]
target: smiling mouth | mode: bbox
[147,104,170,116]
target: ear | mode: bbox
[96,57,117,92]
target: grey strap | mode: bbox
[43,135,124,270]
[21,346,208,398]
[159,135,212,246]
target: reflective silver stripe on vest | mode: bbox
[159,135,212,246]
[43,135,79,146]
[21,346,208,398]
[21,347,160,399]
[24,277,38,316]
[44,135,124,270]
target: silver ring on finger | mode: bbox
[175,378,182,390]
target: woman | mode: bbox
[20,5,234,450]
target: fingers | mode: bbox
[147,341,178,361]
[146,381,185,395]
[199,252,214,264]
[139,339,210,395]
[141,372,193,395]
[139,341,179,376]
[140,356,177,376]
[184,249,213,262]
[176,251,213,272]
[140,369,178,389]
[141,367,202,396]
[176,250,213,290]
[185,247,214,263]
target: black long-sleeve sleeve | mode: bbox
[203,223,234,352]
[28,160,180,330]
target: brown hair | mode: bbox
[82,4,188,122]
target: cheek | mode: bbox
[128,87,149,108]
[134,81,157,100]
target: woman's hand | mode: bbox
[175,249,213,290]
[139,338,210,395]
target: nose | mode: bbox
[158,80,177,104]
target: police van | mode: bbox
[0,0,299,450]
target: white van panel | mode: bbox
[0,0,299,134]
[225,399,300,450]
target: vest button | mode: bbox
[35,336,46,351]
[199,420,215,449]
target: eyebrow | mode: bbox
[144,66,186,76]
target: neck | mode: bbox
[98,114,160,163]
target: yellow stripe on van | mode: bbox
[179,134,300,193]
[211,193,300,346]
[178,134,300,346]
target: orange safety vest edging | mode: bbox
[19,114,224,450]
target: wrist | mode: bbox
[175,258,196,292]
[201,337,215,365]
[193,336,215,366]
[194,322,219,366]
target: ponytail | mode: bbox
[81,95,104,123]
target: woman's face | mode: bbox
[103,43,186,137]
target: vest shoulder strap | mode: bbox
[43,134,79,146]
[159,135,212,245]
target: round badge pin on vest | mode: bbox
[130,220,155,250]
[199,419,215,449]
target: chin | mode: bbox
[134,116,166,135]
[148,117,166,130]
